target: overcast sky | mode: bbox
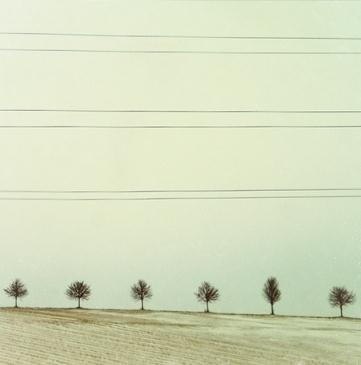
[0,0,361,317]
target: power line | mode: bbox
[0,48,360,55]
[2,189,361,201]
[174,0,361,1]
[0,125,361,129]
[1,195,361,201]
[1,188,361,194]
[1,109,361,114]
[1,31,360,41]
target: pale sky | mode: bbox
[0,0,361,317]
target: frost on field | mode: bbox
[0,309,360,364]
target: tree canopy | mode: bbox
[328,286,355,317]
[195,281,219,312]
[262,277,281,315]
[131,280,152,310]
[66,281,91,308]
[4,279,28,308]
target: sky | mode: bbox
[0,0,361,317]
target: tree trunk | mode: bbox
[340,305,343,317]
[271,303,274,315]
[206,301,209,313]
[77,297,81,309]
[15,296,18,308]
[141,299,144,310]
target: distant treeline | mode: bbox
[2,277,356,317]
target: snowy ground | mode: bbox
[0,308,359,364]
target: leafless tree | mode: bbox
[131,279,152,310]
[328,286,355,317]
[66,281,91,308]
[263,277,281,315]
[195,281,219,313]
[4,279,28,308]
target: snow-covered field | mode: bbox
[0,308,359,364]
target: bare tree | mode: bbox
[328,286,355,317]
[263,277,281,315]
[66,281,91,308]
[195,281,219,313]
[4,279,28,308]
[131,280,152,310]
